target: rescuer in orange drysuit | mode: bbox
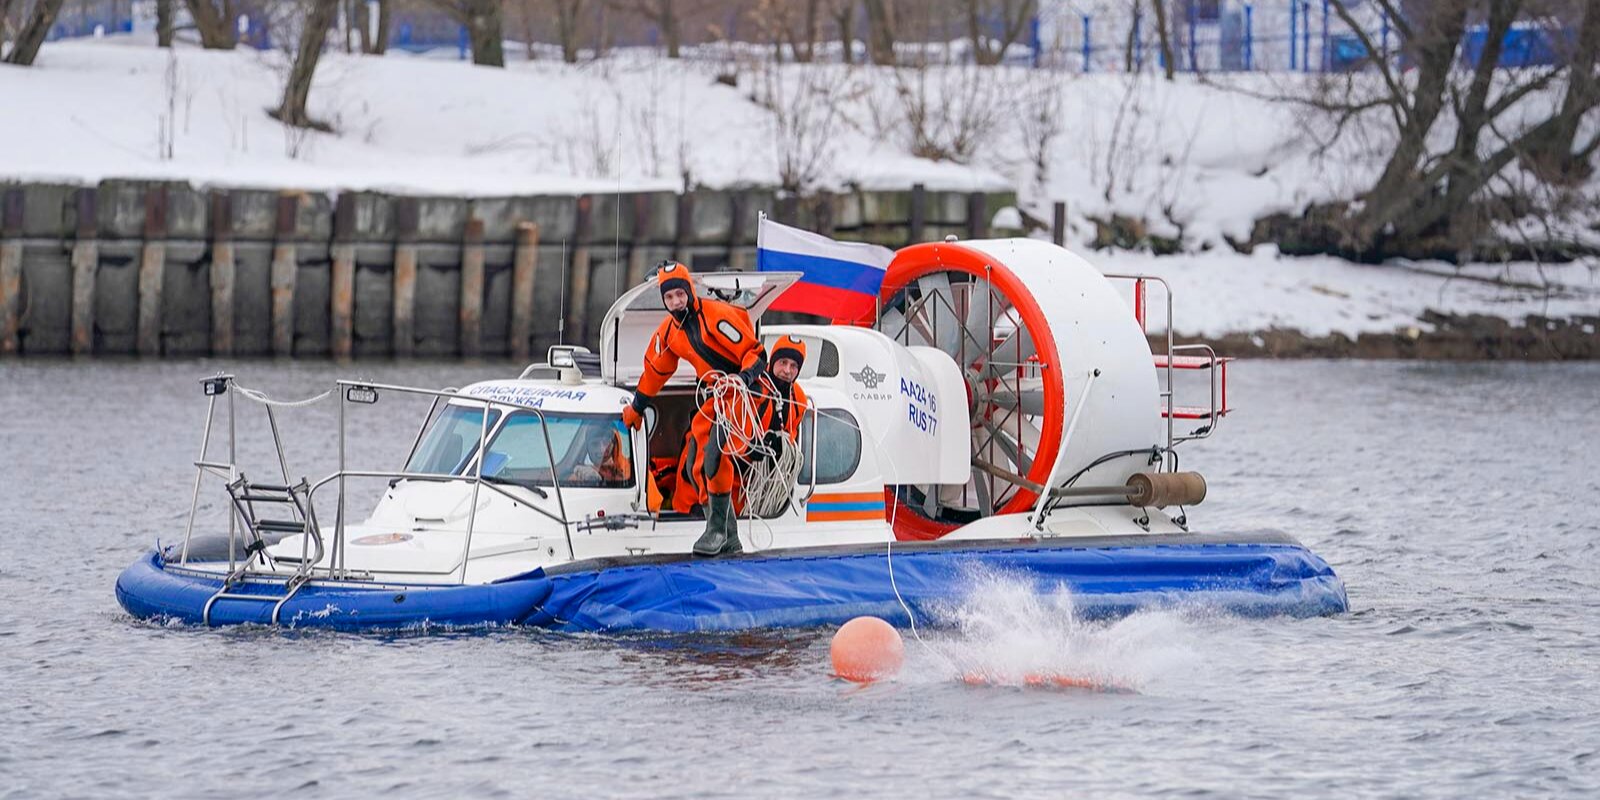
[619,261,767,554]
[673,336,811,556]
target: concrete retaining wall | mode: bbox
[0,182,1016,359]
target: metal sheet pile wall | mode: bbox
[0,182,1017,359]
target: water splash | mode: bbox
[908,569,1208,693]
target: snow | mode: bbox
[1086,246,1600,337]
[1,36,1596,338]
[0,36,1011,195]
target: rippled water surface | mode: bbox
[3,360,1598,799]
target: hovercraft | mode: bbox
[116,238,1346,632]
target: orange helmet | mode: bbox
[655,260,694,298]
[770,335,807,371]
[655,261,696,321]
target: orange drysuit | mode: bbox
[622,263,766,430]
[673,337,811,514]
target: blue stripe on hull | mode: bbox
[116,540,1347,633]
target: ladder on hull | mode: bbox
[203,475,325,626]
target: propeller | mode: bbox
[959,278,995,369]
[913,273,963,356]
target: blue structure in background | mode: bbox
[45,0,133,41]
[1462,23,1573,67]
[34,0,1582,75]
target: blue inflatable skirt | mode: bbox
[116,531,1347,633]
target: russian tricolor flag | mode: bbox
[757,216,894,321]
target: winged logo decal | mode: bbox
[849,365,886,390]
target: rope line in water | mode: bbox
[695,370,948,666]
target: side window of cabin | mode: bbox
[815,341,840,378]
[799,408,862,485]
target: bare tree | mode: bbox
[157,0,175,47]
[1150,0,1174,80]
[1016,68,1061,195]
[184,0,240,49]
[352,0,395,54]
[427,0,507,66]
[550,0,589,62]
[270,0,339,132]
[964,0,1034,66]
[3,0,65,65]
[372,0,393,53]
[755,60,853,191]
[0,0,15,55]
[618,0,682,58]
[753,0,821,62]
[890,61,1004,162]
[863,0,896,64]
[829,0,855,64]
[1285,0,1600,260]
[1519,2,1600,184]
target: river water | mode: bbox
[2,360,1597,799]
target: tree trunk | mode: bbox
[373,0,392,54]
[1522,0,1600,182]
[518,0,535,60]
[184,0,237,49]
[556,0,581,63]
[271,0,339,131]
[356,0,372,53]
[795,0,819,63]
[659,0,679,59]
[157,0,175,47]
[3,0,66,66]
[1151,0,1174,80]
[1125,2,1138,72]
[1351,1,1469,245]
[833,0,854,64]
[965,0,991,65]
[343,0,356,53]
[464,0,505,66]
[864,0,895,64]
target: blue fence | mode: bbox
[1031,0,1577,74]
[35,0,1580,72]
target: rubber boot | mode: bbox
[693,493,736,556]
[719,498,744,556]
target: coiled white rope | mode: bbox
[232,384,333,408]
[698,372,804,519]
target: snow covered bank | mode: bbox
[1091,247,1600,339]
[0,36,1390,235]
[1,37,1595,350]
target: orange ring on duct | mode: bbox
[834,242,1067,540]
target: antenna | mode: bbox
[614,122,623,296]
[559,238,567,345]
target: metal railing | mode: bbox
[1103,273,1227,452]
[176,375,575,587]
[1104,272,1177,458]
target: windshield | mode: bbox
[406,405,500,475]
[482,412,634,489]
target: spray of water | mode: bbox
[905,567,1209,693]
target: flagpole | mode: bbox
[756,211,766,272]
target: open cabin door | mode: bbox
[599,271,803,386]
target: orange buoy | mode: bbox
[830,616,905,683]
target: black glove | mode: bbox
[762,431,784,454]
[737,356,766,390]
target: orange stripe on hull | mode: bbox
[807,510,886,522]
